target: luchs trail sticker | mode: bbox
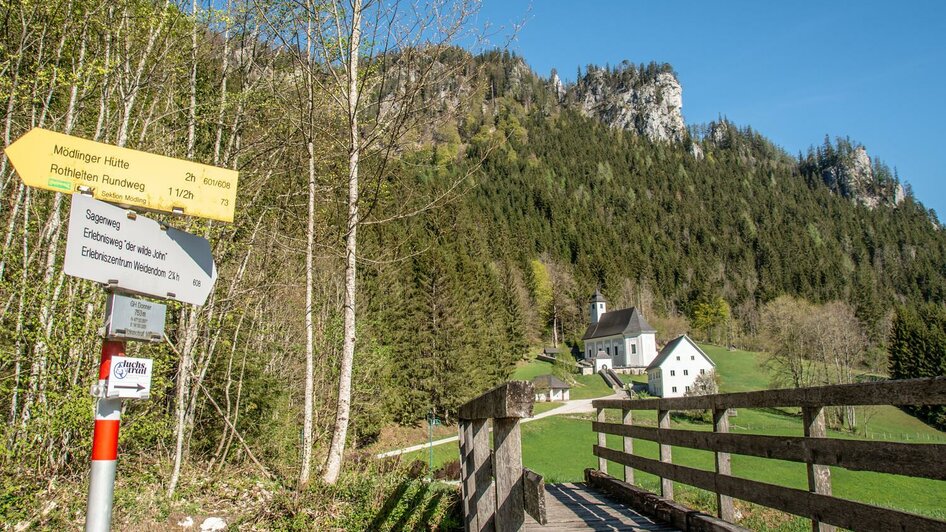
[106,356,153,400]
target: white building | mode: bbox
[646,334,716,398]
[591,351,612,372]
[532,375,571,402]
[581,290,658,372]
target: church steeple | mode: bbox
[589,289,607,325]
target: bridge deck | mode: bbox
[523,483,680,531]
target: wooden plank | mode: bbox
[657,409,672,500]
[593,445,946,532]
[591,421,946,481]
[459,381,534,421]
[494,418,524,531]
[468,418,495,531]
[592,376,946,411]
[525,481,682,531]
[622,407,633,484]
[522,468,547,525]
[714,408,734,523]
[596,407,607,473]
[585,469,747,532]
[803,407,834,532]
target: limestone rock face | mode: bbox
[569,65,685,143]
[822,146,904,208]
[690,142,704,160]
[550,70,566,102]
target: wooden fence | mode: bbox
[591,376,946,532]
[458,381,546,531]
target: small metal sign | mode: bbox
[106,356,153,400]
[64,194,217,305]
[104,293,166,342]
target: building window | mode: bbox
[675,356,680,361]
[606,347,610,355]
[700,368,706,375]
[670,370,675,376]
[672,386,677,393]
[691,355,695,360]
[685,386,691,392]
[683,370,689,376]
[631,344,637,354]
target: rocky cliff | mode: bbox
[819,145,905,208]
[565,62,685,143]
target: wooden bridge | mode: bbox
[457,377,946,531]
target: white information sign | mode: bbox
[64,194,216,305]
[105,293,166,342]
[106,356,153,400]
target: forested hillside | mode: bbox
[375,51,946,424]
[1,1,944,525]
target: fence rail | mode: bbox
[591,376,946,532]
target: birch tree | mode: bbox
[274,0,486,484]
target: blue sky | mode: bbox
[476,0,946,217]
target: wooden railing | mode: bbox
[458,381,546,531]
[591,377,946,532]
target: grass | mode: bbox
[511,358,555,380]
[533,401,563,415]
[408,343,946,525]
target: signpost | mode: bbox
[64,194,217,306]
[4,127,238,222]
[6,127,239,532]
[104,293,166,342]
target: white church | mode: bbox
[580,290,658,373]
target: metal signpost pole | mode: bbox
[86,339,124,532]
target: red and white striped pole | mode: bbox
[85,340,124,531]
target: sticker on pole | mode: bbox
[64,194,217,305]
[105,293,167,342]
[106,356,153,400]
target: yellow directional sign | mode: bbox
[5,128,238,222]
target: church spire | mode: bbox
[589,288,607,324]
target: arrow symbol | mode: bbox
[114,384,145,391]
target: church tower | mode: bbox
[589,289,607,325]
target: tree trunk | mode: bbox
[322,0,362,485]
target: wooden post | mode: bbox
[657,409,673,500]
[622,407,634,484]
[463,418,495,532]
[714,408,734,522]
[803,406,835,532]
[493,418,524,531]
[596,407,607,473]
[459,421,471,532]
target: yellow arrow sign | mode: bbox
[4,128,238,222]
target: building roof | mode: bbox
[590,288,607,304]
[592,350,611,360]
[532,374,571,390]
[646,334,716,371]
[542,347,562,355]
[582,307,656,340]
